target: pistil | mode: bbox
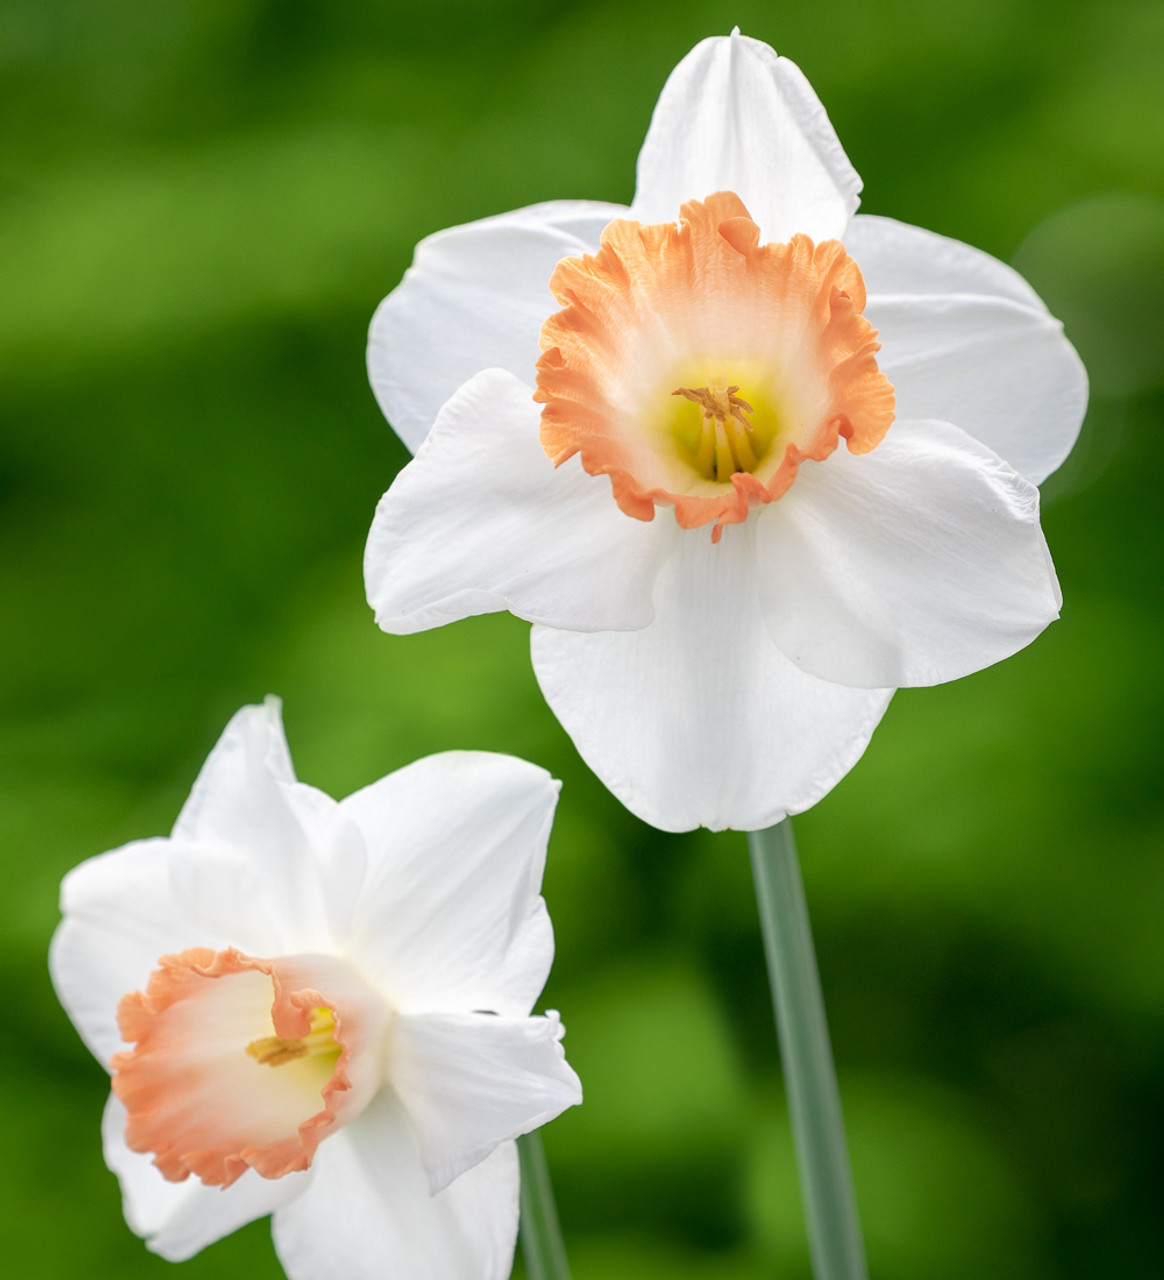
[246,1006,339,1068]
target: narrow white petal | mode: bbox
[272,1092,519,1280]
[171,700,308,853]
[174,699,296,843]
[391,1010,581,1193]
[845,214,1086,485]
[867,291,1088,486]
[50,713,363,1063]
[49,838,229,1066]
[845,214,1048,310]
[365,368,671,635]
[102,1095,307,1262]
[632,32,861,242]
[756,419,1062,689]
[167,701,349,954]
[339,751,559,1017]
[369,200,626,451]
[531,525,893,832]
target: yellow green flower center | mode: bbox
[246,1005,340,1068]
[666,372,784,484]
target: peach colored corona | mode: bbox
[535,192,896,541]
[111,947,386,1188]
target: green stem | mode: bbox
[747,819,868,1280]
[517,1130,571,1280]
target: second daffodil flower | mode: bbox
[364,31,1088,833]
[49,699,581,1280]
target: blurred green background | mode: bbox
[3,0,1163,1276]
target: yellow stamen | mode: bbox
[672,378,759,481]
[246,1006,339,1068]
[713,418,733,482]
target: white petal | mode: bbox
[631,32,861,242]
[102,1095,307,1262]
[272,1091,519,1280]
[52,705,367,1052]
[339,751,559,1017]
[365,368,671,635]
[847,216,1089,482]
[755,419,1062,689]
[168,700,350,954]
[369,200,626,451]
[530,524,893,832]
[174,699,296,842]
[390,1010,581,1193]
[844,214,1048,310]
[867,292,1087,487]
[49,838,229,1066]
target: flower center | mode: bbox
[535,191,896,541]
[246,1005,340,1068]
[112,948,389,1187]
[671,377,768,481]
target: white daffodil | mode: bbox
[364,32,1087,834]
[49,699,580,1280]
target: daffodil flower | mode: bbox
[49,699,580,1280]
[364,32,1087,833]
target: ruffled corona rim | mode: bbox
[112,947,368,1187]
[535,192,896,540]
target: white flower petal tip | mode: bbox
[531,526,895,834]
[50,704,576,1278]
[756,420,1063,690]
[364,368,672,636]
[391,1008,582,1195]
[631,32,861,243]
[170,695,297,846]
[366,34,1084,833]
[369,201,627,453]
[339,749,563,1020]
[846,215,1089,486]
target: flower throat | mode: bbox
[672,378,763,482]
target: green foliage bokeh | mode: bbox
[2,1,1162,1276]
